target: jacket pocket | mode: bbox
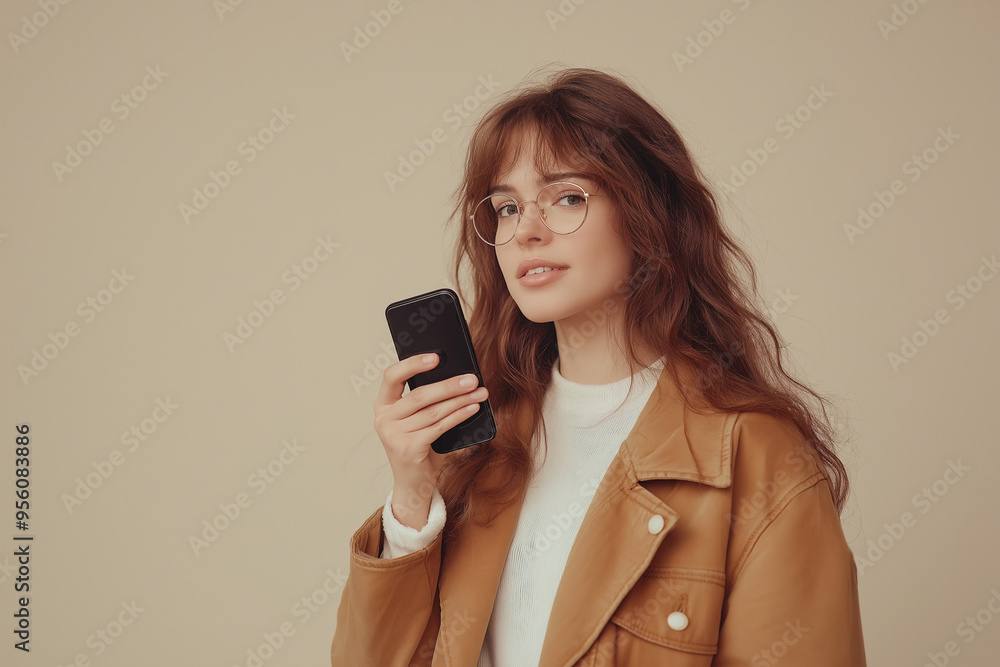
[607,567,725,664]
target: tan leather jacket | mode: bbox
[331,368,866,666]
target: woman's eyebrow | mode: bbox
[542,171,592,184]
[489,172,593,193]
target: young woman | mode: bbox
[331,67,866,666]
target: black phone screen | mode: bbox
[385,288,496,453]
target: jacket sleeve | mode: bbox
[330,501,444,667]
[712,415,866,666]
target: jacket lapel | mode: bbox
[434,366,734,666]
[435,414,531,666]
[435,492,525,665]
[538,366,734,666]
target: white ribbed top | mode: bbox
[477,356,664,666]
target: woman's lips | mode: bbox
[517,258,569,278]
[518,266,568,287]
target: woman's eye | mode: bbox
[557,194,584,206]
[496,203,518,218]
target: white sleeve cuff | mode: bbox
[379,486,446,559]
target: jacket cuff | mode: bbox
[380,486,446,559]
[332,505,443,665]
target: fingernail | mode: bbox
[460,375,476,388]
[422,354,436,364]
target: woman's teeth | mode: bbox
[526,267,558,275]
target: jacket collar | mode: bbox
[621,363,733,488]
[434,365,735,666]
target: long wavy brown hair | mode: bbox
[437,66,849,542]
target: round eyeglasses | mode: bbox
[470,182,597,246]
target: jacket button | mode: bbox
[667,611,689,631]
[647,514,665,534]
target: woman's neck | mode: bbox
[553,321,661,384]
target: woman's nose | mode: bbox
[513,201,548,241]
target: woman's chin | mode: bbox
[514,303,565,325]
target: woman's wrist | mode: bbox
[390,484,435,530]
[381,486,447,559]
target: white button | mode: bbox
[647,514,665,534]
[667,611,689,631]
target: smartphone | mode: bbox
[385,288,497,454]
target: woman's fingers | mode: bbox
[373,355,487,481]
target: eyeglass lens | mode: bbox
[473,182,588,245]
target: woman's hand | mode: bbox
[374,353,488,530]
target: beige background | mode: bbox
[1,0,998,665]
